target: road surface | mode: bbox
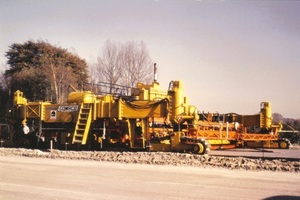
[210,148,300,160]
[0,156,299,200]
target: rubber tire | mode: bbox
[192,142,206,155]
[278,140,289,149]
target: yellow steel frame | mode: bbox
[241,133,278,141]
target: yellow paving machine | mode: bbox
[11,78,290,153]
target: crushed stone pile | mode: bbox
[0,148,299,173]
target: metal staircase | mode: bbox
[72,103,92,145]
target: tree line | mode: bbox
[0,40,154,123]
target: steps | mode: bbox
[260,112,265,128]
[168,94,173,119]
[72,103,92,145]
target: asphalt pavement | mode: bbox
[210,147,300,160]
[0,156,299,200]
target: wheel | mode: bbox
[278,140,289,149]
[192,142,206,155]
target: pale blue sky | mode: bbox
[1,0,300,118]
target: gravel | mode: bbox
[0,148,299,173]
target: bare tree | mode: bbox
[120,41,153,89]
[96,40,153,94]
[96,40,123,93]
[46,62,77,103]
[87,58,97,84]
[272,113,283,123]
